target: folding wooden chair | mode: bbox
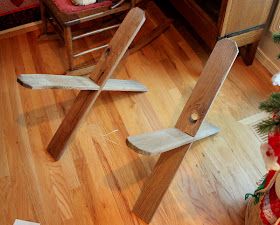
[18,7,239,222]
[126,38,239,223]
[18,8,146,158]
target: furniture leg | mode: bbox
[46,8,146,160]
[40,1,48,35]
[64,26,74,70]
[129,39,239,223]
[242,41,259,66]
[133,145,190,223]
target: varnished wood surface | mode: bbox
[47,8,146,160]
[220,0,273,36]
[127,122,220,155]
[175,39,238,135]
[17,74,147,92]
[0,2,279,225]
[132,39,238,223]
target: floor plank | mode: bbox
[0,3,279,225]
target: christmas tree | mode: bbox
[257,93,280,134]
[257,32,280,134]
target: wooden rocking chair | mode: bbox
[18,7,239,223]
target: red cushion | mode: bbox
[53,0,112,14]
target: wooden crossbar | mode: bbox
[129,38,239,223]
[17,75,148,92]
[127,122,220,155]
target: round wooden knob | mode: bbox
[190,113,199,122]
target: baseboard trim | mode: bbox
[0,21,41,40]
[256,48,280,75]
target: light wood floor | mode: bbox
[0,3,279,225]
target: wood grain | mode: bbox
[132,39,238,223]
[17,74,148,92]
[220,0,273,36]
[127,122,220,155]
[175,39,238,135]
[229,29,263,47]
[47,8,146,160]
[1,2,279,225]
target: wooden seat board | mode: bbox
[17,74,148,92]
[127,122,220,155]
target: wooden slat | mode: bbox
[132,39,239,223]
[102,79,148,92]
[175,38,239,136]
[17,74,99,90]
[47,8,146,160]
[17,74,148,92]
[127,122,220,155]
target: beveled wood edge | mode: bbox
[127,122,220,155]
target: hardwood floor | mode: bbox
[0,3,279,225]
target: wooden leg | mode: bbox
[39,2,48,35]
[242,41,259,66]
[64,26,74,71]
[46,8,146,160]
[133,145,190,223]
[132,39,239,223]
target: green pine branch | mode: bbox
[257,118,280,134]
[257,93,280,134]
[259,93,280,113]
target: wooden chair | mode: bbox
[40,0,171,73]
[40,0,137,71]
[17,8,239,222]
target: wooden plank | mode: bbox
[47,8,146,160]
[132,39,239,223]
[127,122,219,155]
[17,74,99,90]
[175,39,239,136]
[17,74,148,92]
[102,79,148,92]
